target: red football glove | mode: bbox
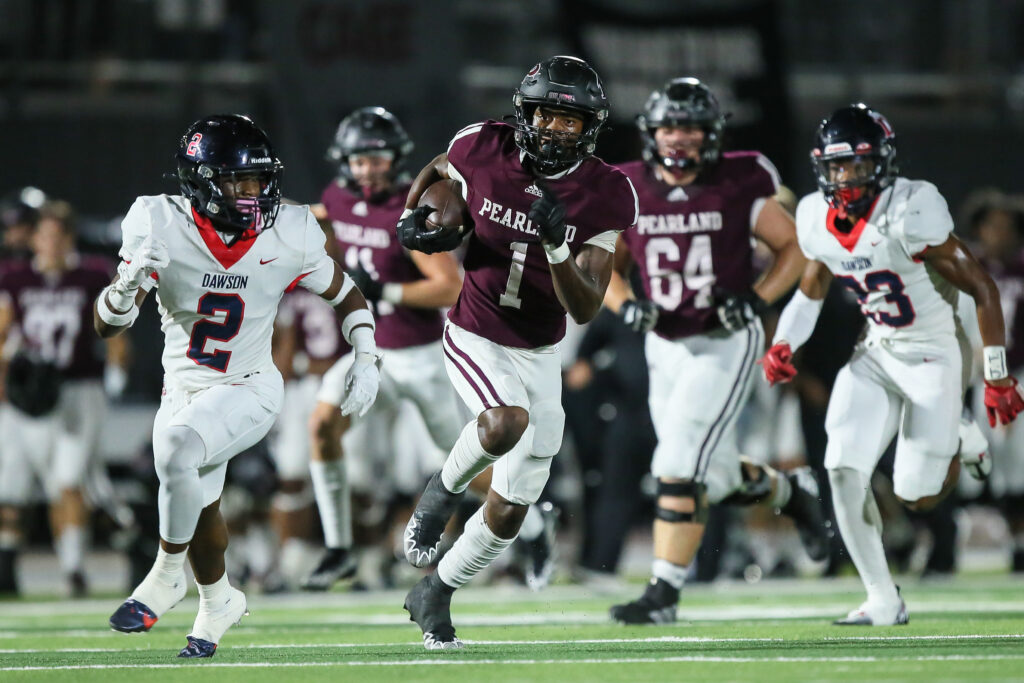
[758,342,797,387]
[984,377,1024,427]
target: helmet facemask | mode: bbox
[811,148,895,220]
[179,164,282,234]
[513,98,605,174]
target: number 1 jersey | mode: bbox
[119,195,337,391]
[795,178,958,344]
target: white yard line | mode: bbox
[2,633,1022,655]
[4,653,1024,671]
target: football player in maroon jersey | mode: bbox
[396,56,638,649]
[605,78,824,624]
[0,200,129,597]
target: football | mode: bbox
[417,178,470,234]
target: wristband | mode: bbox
[325,271,356,307]
[984,345,1008,381]
[381,282,404,305]
[97,287,139,327]
[342,308,375,343]
[349,325,377,356]
[543,240,571,264]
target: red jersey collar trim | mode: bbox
[825,195,881,253]
[191,207,258,270]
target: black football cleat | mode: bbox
[609,578,679,624]
[300,548,358,591]
[404,574,464,650]
[404,472,465,568]
[178,635,217,658]
[780,467,832,562]
[109,598,159,633]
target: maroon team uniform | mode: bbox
[618,152,779,340]
[321,181,443,349]
[447,121,637,349]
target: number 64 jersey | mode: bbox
[795,178,959,344]
[120,194,337,391]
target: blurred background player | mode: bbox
[100,114,380,657]
[397,55,638,649]
[760,103,1022,625]
[604,78,827,624]
[303,107,464,590]
[0,199,129,596]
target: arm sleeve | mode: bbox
[901,182,954,257]
[297,209,338,296]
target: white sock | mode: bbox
[652,558,688,590]
[55,525,85,574]
[441,421,500,494]
[310,459,352,549]
[518,504,544,541]
[770,470,793,508]
[437,506,516,588]
[829,467,899,605]
[130,547,187,615]
[197,572,232,609]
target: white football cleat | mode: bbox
[834,589,909,626]
[958,417,991,480]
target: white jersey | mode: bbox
[119,195,336,391]
[795,178,959,344]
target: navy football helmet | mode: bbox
[811,103,897,217]
[326,106,413,185]
[512,56,609,174]
[637,77,727,173]
[176,114,283,234]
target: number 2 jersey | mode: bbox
[618,152,781,339]
[795,177,958,344]
[120,194,337,391]
[446,120,638,349]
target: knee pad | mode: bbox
[530,399,565,459]
[153,425,205,481]
[655,480,708,524]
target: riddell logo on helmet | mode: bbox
[824,142,852,155]
[248,157,272,164]
[549,92,576,102]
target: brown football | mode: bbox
[417,179,470,233]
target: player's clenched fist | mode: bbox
[758,342,797,386]
[118,235,169,291]
[340,352,381,417]
[528,181,567,246]
[983,377,1024,427]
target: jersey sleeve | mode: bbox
[445,122,486,190]
[297,209,337,296]
[742,154,782,230]
[118,197,158,292]
[901,182,954,257]
[793,193,821,260]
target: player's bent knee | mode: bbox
[153,425,205,480]
[655,479,708,524]
[478,406,529,455]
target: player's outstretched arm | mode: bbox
[396,251,462,309]
[319,263,380,417]
[759,260,832,386]
[923,235,1024,424]
[94,275,151,339]
[751,198,807,305]
[604,236,658,333]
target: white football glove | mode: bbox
[339,352,381,417]
[117,235,169,292]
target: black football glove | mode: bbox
[620,299,659,333]
[347,264,382,303]
[528,181,567,246]
[396,205,464,254]
[715,287,768,333]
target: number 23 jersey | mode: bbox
[120,194,336,390]
[795,177,958,343]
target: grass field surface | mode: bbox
[2,574,1022,682]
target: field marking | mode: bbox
[2,633,1022,655]
[4,653,1024,671]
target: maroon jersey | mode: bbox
[618,152,780,339]
[0,255,113,379]
[446,121,638,348]
[277,288,348,364]
[322,181,444,349]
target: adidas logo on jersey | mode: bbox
[667,187,689,202]
[524,184,543,197]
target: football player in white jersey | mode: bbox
[94,115,380,657]
[760,104,1024,625]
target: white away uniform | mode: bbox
[795,178,968,499]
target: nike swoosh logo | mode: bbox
[923,357,937,363]
[259,257,278,265]
[870,240,882,246]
